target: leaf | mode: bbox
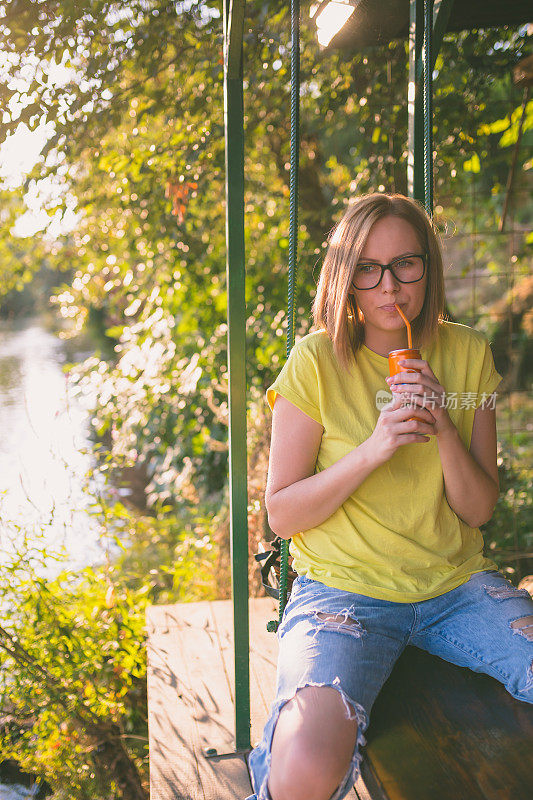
[463,153,480,173]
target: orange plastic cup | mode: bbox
[388,348,425,424]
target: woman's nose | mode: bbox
[381,268,401,291]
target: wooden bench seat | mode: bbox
[147,599,533,800]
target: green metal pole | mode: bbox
[223,0,250,752]
[430,0,455,76]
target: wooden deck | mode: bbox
[147,599,277,800]
[147,599,533,800]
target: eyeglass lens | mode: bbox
[353,255,424,289]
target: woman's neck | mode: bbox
[363,329,411,357]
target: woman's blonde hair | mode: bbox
[311,193,446,368]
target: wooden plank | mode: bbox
[247,598,280,745]
[147,607,203,800]
[361,646,533,800]
[353,767,383,800]
[210,597,278,748]
[147,602,253,800]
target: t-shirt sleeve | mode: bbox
[266,344,322,425]
[476,337,503,408]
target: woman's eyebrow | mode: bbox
[358,252,416,262]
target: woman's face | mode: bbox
[349,215,428,352]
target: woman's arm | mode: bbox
[436,402,499,528]
[265,396,377,539]
[266,393,436,539]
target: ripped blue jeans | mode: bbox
[245,569,533,800]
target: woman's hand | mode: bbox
[385,358,455,438]
[368,392,436,465]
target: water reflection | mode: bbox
[0,318,104,571]
[0,355,23,401]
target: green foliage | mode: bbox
[477,100,533,146]
[97,495,221,604]
[0,481,219,799]
[463,153,481,173]
[483,451,533,579]
[0,525,148,798]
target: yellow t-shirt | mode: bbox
[266,320,503,602]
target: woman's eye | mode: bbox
[358,264,377,273]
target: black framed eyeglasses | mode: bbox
[351,253,427,290]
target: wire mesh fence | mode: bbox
[437,128,532,581]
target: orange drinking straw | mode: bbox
[394,303,412,349]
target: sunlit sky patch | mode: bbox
[0,49,78,238]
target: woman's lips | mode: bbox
[380,304,404,311]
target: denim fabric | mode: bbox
[245,569,533,800]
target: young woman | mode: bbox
[245,193,533,800]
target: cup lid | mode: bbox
[388,348,421,357]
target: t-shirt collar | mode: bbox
[361,342,432,367]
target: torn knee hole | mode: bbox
[483,584,531,601]
[510,615,533,641]
[313,611,365,638]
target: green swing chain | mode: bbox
[266,0,299,634]
[423,0,433,218]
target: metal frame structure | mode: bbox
[223,0,249,751]
[223,0,455,752]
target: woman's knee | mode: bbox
[267,685,359,800]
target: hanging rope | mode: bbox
[266,0,299,634]
[423,0,433,218]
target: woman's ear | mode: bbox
[352,298,364,324]
[347,291,364,323]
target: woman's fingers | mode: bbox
[381,393,404,413]
[389,376,445,408]
[392,403,435,424]
[381,399,435,438]
[397,418,434,436]
[373,393,433,458]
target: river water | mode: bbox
[0,786,41,799]
[0,782,43,799]
[0,316,107,569]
